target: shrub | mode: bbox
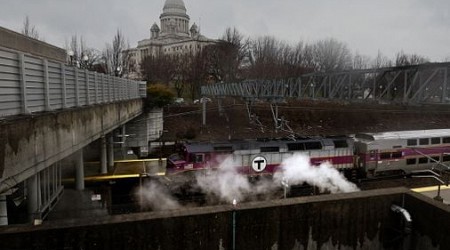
[145,83,175,108]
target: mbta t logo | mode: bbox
[252,156,267,172]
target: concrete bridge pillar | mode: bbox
[27,174,41,222]
[100,136,108,174]
[0,195,7,225]
[108,135,115,171]
[75,150,85,191]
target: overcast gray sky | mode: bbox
[0,0,449,61]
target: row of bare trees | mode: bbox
[139,27,431,99]
[21,16,130,76]
[20,17,432,99]
[65,30,129,75]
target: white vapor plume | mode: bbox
[195,157,253,203]
[136,181,181,211]
[274,154,359,193]
[195,153,358,204]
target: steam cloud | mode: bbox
[195,157,254,203]
[195,153,359,203]
[273,154,360,193]
[137,153,359,210]
[136,181,181,211]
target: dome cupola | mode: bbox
[159,0,190,37]
[162,0,187,15]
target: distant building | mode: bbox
[125,0,216,80]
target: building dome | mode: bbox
[162,0,187,15]
[160,0,190,37]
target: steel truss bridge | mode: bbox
[201,62,450,105]
[201,62,450,133]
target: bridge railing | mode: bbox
[0,47,147,117]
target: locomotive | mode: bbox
[166,129,450,179]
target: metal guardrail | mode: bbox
[0,47,147,117]
[202,62,450,105]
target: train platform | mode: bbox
[412,185,450,204]
[64,158,167,184]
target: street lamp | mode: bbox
[115,66,122,77]
[82,55,89,69]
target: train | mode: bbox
[166,129,450,179]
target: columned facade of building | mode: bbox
[125,0,216,80]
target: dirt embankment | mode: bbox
[163,99,450,141]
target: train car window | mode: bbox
[392,152,402,158]
[287,143,305,151]
[431,137,441,144]
[431,156,440,162]
[407,139,417,146]
[214,146,233,152]
[304,141,323,150]
[380,153,391,159]
[443,137,450,144]
[333,140,348,148]
[419,138,429,145]
[418,157,428,164]
[406,158,416,165]
[443,155,450,162]
[195,154,204,163]
[260,146,279,152]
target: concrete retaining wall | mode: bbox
[0,99,143,194]
[0,188,432,250]
[404,192,450,250]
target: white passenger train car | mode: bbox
[354,129,450,177]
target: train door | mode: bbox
[367,149,378,177]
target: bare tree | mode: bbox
[352,52,372,70]
[140,53,177,85]
[372,50,392,69]
[247,36,283,79]
[218,27,249,82]
[178,47,212,100]
[104,29,127,76]
[65,35,103,71]
[21,16,39,40]
[312,38,352,72]
[246,36,312,79]
[395,51,428,66]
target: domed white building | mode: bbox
[126,0,216,79]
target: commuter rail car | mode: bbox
[167,129,450,179]
[354,129,450,177]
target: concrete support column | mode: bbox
[0,195,8,226]
[75,150,85,191]
[108,135,115,171]
[202,97,206,126]
[27,174,40,222]
[100,136,108,174]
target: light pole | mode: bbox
[281,177,289,199]
[115,66,122,77]
[68,50,74,66]
[82,54,89,69]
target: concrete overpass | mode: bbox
[0,43,147,225]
